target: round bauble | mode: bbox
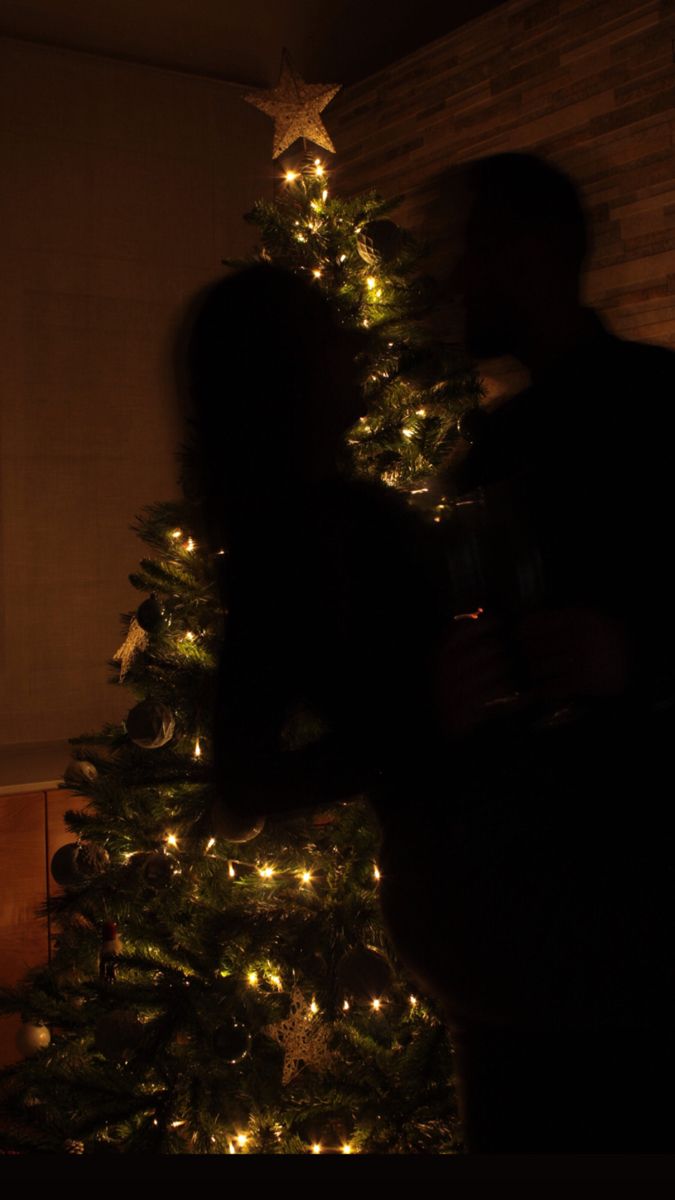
[63,759,99,789]
[336,945,393,1002]
[136,593,163,633]
[125,699,175,749]
[456,405,489,446]
[94,1010,143,1061]
[16,1022,51,1057]
[356,218,407,266]
[51,841,109,888]
[210,799,265,844]
[213,1020,251,1064]
[129,850,174,888]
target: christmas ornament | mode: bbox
[336,945,393,1002]
[356,219,408,266]
[112,616,149,683]
[125,699,175,749]
[244,49,341,159]
[136,593,163,633]
[50,841,109,888]
[15,1022,51,1057]
[263,985,334,1085]
[99,921,122,984]
[213,1020,251,1064]
[63,758,99,789]
[94,1010,143,1061]
[457,405,489,446]
[129,850,174,888]
[210,799,265,844]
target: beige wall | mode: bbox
[0,37,269,747]
[326,0,675,359]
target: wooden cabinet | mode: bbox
[0,786,84,1068]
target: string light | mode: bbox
[296,233,306,242]
[411,487,429,495]
[228,1142,236,1155]
[312,1143,322,1155]
[185,537,195,552]
[343,999,350,1011]
[205,837,216,852]
[374,865,381,881]
[166,833,178,848]
[342,1143,353,1155]
[322,188,328,201]
[184,630,195,642]
[248,971,258,987]
[416,408,427,417]
[410,995,418,1008]
[309,998,319,1015]
[366,276,376,290]
[170,1120,186,1128]
[285,169,298,183]
[171,529,182,539]
[402,428,414,439]
[312,268,322,279]
[314,159,325,176]
[193,736,201,758]
[258,865,275,879]
[300,869,312,885]
[339,253,347,262]
[228,861,236,878]
[236,1134,248,1149]
[270,974,282,990]
[371,998,382,1012]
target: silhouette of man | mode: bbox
[416,152,675,1151]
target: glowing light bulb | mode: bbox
[416,408,427,417]
[185,537,195,552]
[342,1143,353,1154]
[322,188,328,201]
[206,837,216,852]
[310,999,319,1015]
[343,999,350,1011]
[300,870,312,885]
[312,1143,322,1154]
[296,233,306,242]
[339,253,347,262]
[236,1134,248,1148]
[171,1120,186,1128]
[171,529,182,539]
[374,865,381,881]
[410,995,418,1008]
[366,276,376,290]
[248,971,258,987]
[228,1142,236,1154]
[258,865,275,879]
[270,974,282,989]
[166,833,178,848]
[312,268,322,279]
[185,630,195,642]
[193,736,201,758]
[371,998,382,1012]
[285,170,298,182]
[402,428,414,439]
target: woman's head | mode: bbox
[178,263,366,536]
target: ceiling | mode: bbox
[0,0,508,88]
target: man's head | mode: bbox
[438,153,589,359]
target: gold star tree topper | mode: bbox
[244,49,341,160]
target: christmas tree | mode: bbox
[0,147,480,1155]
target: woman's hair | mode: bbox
[174,262,362,547]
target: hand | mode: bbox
[517,606,628,703]
[434,613,521,742]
